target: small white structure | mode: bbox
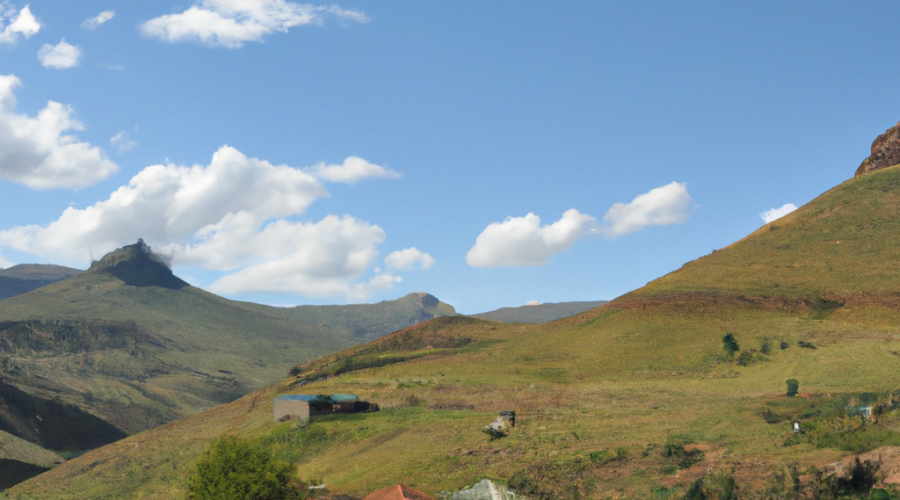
[451,479,521,500]
[792,422,801,434]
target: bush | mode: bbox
[187,434,306,500]
[760,340,772,354]
[722,333,739,357]
[786,379,799,397]
[682,472,738,500]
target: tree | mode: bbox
[786,378,799,397]
[722,333,740,357]
[187,434,306,500]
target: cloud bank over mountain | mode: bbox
[467,182,696,268]
[0,146,421,300]
[760,203,797,223]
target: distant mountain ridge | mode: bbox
[0,264,82,301]
[470,300,607,323]
[0,240,457,489]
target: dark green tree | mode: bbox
[187,434,306,500]
[786,378,799,397]
[722,333,740,357]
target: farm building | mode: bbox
[363,484,436,500]
[273,394,377,422]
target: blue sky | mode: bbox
[0,1,898,314]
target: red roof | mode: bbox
[363,484,436,500]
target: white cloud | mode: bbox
[307,156,400,184]
[467,209,599,268]
[140,0,369,48]
[38,39,82,69]
[81,10,114,30]
[0,74,118,189]
[0,5,40,44]
[601,182,695,237]
[466,182,696,268]
[110,131,136,153]
[385,247,435,271]
[205,215,400,299]
[0,251,12,268]
[760,203,797,223]
[0,146,404,300]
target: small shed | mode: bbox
[273,394,362,422]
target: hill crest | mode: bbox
[86,239,187,290]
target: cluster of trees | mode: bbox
[721,333,799,396]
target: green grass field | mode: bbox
[8,166,900,498]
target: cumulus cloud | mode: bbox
[38,39,82,69]
[601,182,695,237]
[0,146,404,299]
[307,156,400,184]
[205,215,400,299]
[385,247,435,271]
[760,203,797,223]
[0,251,11,268]
[0,74,118,189]
[467,209,599,268]
[140,0,369,48]
[0,5,39,44]
[81,10,114,30]
[466,182,696,268]
[110,131,136,153]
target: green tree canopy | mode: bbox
[187,434,305,500]
[786,379,799,397]
[722,333,740,356]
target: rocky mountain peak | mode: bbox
[855,121,900,176]
[88,239,187,289]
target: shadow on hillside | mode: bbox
[104,261,188,290]
[0,459,49,489]
[0,380,127,451]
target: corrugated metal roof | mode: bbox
[275,394,359,402]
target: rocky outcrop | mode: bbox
[856,121,900,176]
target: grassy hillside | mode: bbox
[629,164,900,301]
[471,300,607,323]
[0,242,457,489]
[10,167,900,498]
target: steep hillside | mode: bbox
[471,300,607,323]
[0,264,82,301]
[11,127,900,499]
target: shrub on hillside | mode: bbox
[786,379,799,397]
[682,471,737,500]
[187,434,307,500]
[722,333,739,357]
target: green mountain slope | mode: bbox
[0,264,82,301]
[10,130,900,499]
[0,241,457,490]
[630,164,900,303]
[470,300,607,323]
